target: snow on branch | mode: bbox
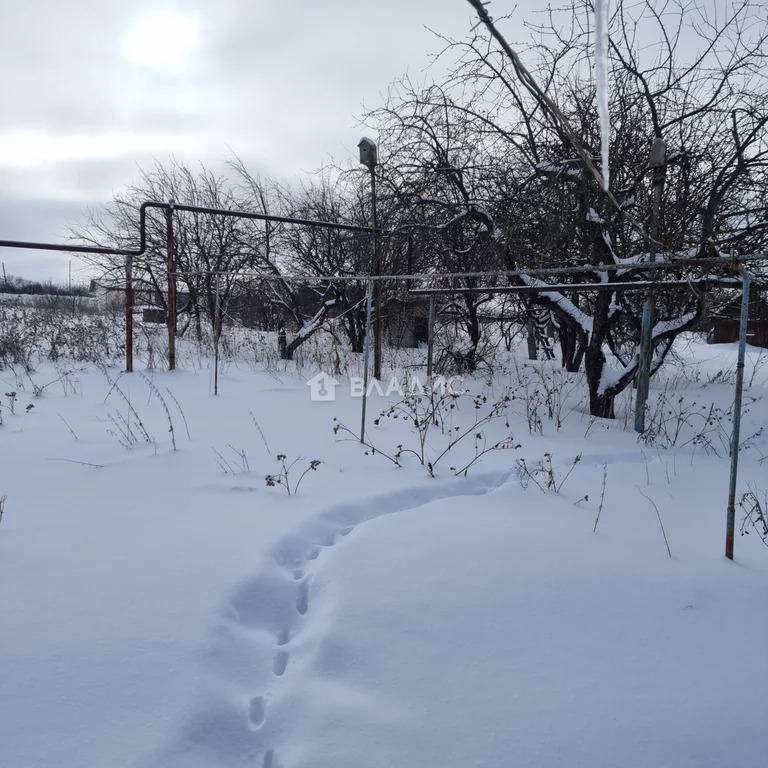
[652,311,697,339]
[597,309,699,396]
[519,274,594,334]
[535,161,581,179]
[298,299,337,339]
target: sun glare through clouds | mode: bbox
[121,11,200,72]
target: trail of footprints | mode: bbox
[248,524,355,767]
[227,475,508,768]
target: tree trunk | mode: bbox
[194,302,202,344]
[585,291,615,418]
[345,309,365,353]
[559,322,584,372]
[589,390,616,419]
[278,327,290,360]
[462,300,481,372]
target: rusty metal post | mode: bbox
[726,269,751,560]
[165,199,176,371]
[125,254,133,373]
[214,272,221,396]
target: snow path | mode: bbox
[137,470,512,768]
[138,453,768,768]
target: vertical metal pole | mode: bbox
[726,269,751,561]
[360,280,373,443]
[635,138,666,433]
[125,255,133,373]
[371,167,382,380]
[427,294,435,380]
[214,272,220,396]
[634,302,652,432]
[165,199,176,371]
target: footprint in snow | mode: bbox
[248,696,265,728]
[295,578,310,615]
[272,650,289,676]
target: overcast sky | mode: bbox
[0,0,485,282]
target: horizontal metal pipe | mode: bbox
[409,279,732,295]
[0,200,374,258]
[0,197,764,286]
[0,239,125,256]
[167,267,745,284]
[169,202,374,234]
[364,262,751,281]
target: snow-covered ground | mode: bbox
[1,336,767,768]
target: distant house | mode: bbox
[88,278,188,318]
[89,277,160,310]
[710,285,768,347]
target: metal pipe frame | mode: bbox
[408,279,727,296]
[214,272,221,396]
[0,196,762,277]
[165,201,176,370]
[0,201,376,258]
[360,280,374,443]
[165,261,754,283]
[0,200,379,375]
[1,203,762,563]
[725,269,752,560]
[369,166,383,380]
[124,255,133,373]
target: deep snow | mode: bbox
[1,337,767,768]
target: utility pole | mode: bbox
[358,137,381,379]
[634,137,666,433]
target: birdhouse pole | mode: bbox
[634,137,666,433]
[358,137,382,379]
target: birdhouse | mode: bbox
[358,137,378,168]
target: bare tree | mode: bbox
[70,158,264,340]
[364,0,768,414]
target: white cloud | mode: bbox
[0,131,206,168]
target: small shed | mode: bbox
[710,285,768,347]
[385,295,432,348]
